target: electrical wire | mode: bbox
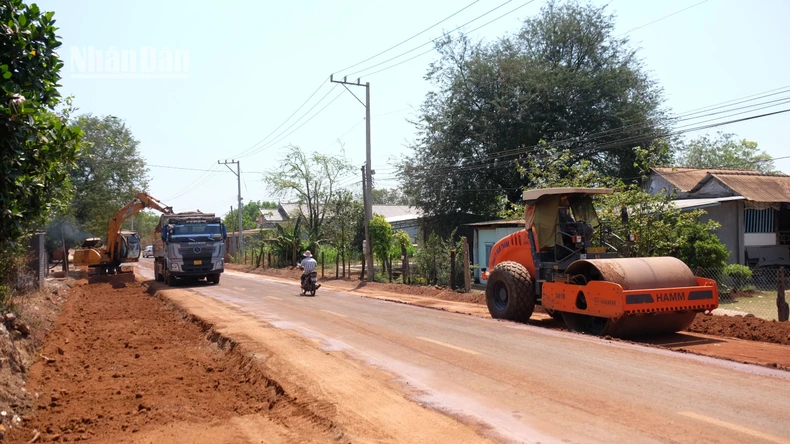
[241,88,347,158]
[344,0,524,78]
[365,0,538,78]
[230,79,328,159]
[333,0,481,74]
[413,88,790,174]
[617,0,710,36]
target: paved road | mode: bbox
[137,261,790,444]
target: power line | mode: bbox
[617,0,711,36]
[148,164,265,174]
[343,0,521,78]
[237,84,339,159]
[229,79,328,159]
[364,1,537,78]
[241,88,347,158]
[408,104,790,177]
[333,0,482,74]
[416,88,790,173]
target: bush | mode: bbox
[723,264,753,292]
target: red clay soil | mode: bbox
[226,264,790,347]
[7,280,338,443]
[687,314,790,346]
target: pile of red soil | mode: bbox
[7,281,326,443]
[687,314,790,345]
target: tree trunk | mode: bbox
[401,245,409,284]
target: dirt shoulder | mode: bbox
[10,273,492,443]
[8,280,341,443]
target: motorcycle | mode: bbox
[299,267,319,296]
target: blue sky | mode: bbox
[38,0,790,217]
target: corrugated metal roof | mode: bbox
[700,173,790,203]
[652,167,759,192]
[466,219,525,228]
[277,203,420,220]
[671,196,745,210]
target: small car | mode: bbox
[143,245,153,258]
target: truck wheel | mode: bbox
[209,274,220,284]
[166,271,176,286]
[485,261,535,323]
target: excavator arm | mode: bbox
[106,193,173,261]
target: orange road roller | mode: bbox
[481,187,718,337]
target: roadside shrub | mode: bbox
[723,264,753,292]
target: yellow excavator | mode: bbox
[73,192,172,283]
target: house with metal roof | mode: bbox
[256,203,423,241]
[647,168,790,267]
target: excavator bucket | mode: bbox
[541,257,717,337]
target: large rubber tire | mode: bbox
[310,290,315,297]
[485,261,535,323]
[209,274,220,285]
[165,271,176,286]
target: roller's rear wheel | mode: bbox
[485,261,535,323]
[544,309,564,322]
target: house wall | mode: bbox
[690,180,735,198]
[390,220,419,243]
[745,233,777,246]
[699,200,745,264]
[646,175,680,197]
[474,226,523,283]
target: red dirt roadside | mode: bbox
[7,280,339,443]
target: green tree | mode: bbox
[675,132,776,174]
[324,190,363,276]
[222,200,276,232]
[399,0,667,220]
[122,210,159,247]
[519,145,729,268]
[0,1,82,247]
[369,214,393,271]
[65,114,148,238]
[372,187,411,206]
[264,145,352,242]
[0,1,82,302]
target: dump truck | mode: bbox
[153,211,227,285]
[482,187,719,337]
[73,193,173,283]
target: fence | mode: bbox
[695,266,789,321]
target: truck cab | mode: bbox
[154,213,227,285]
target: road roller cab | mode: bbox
[483,187,719,337]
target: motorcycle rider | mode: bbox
[298,250,320,290]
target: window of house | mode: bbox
[485,243,494,269]
[744,208,775,233]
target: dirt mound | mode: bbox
[687,314,790,345]
[8,281,339,443]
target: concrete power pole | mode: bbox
[331,75,374,281]
[218,159,243,256]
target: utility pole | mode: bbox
[360,164,369,280]
[219,159,243,256]
[331,74,374,281]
